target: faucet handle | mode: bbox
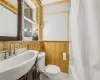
[13,48,16,55]
[1,51,9,59]
[4,52,7,59]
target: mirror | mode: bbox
[24,20,33,37]
[0,0,18,41]
[24,2,32,20]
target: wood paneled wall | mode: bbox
[32,0,43,40]
[42,41,69,73]
[37,6,43,40]
[0,41,42,51]
[0,41,69,73]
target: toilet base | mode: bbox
[38,65,61,80]
[40,72,69,80]
[39,66,60,80]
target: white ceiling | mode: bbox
[41,0,63,4]
[8,0,33,9]
[8,0,65,7]
[43,2,70,14]
[8,0,17,7]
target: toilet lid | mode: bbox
[45,65,60,75]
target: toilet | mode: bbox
[37,52,61,80]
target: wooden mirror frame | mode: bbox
[0,0,23,41]
[17,0,23,40]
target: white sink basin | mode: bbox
[0,50,38,80]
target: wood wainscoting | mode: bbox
[42,41,69,73]
[0,41,42,51]
[0,41,69,73]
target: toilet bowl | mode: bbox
[37,52,61,80]
[45,65,60,76]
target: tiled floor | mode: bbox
[40,72,69,80]
[58,73,69,80]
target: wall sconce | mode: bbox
[24,28,28,32]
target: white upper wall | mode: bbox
[41,0,63,4]
[43,2,70,14]
[43,2,70,41]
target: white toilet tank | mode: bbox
[38,52,45,70]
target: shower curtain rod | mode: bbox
[0,3,17,14]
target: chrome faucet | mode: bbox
[9,42,16,55]
[9,42,12,55]
[4,52,8,59]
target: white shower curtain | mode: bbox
[70,0,100,80]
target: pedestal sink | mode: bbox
[0,50,38,80]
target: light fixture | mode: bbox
[24,28,27,32]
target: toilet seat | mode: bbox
[45,65,60,76]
